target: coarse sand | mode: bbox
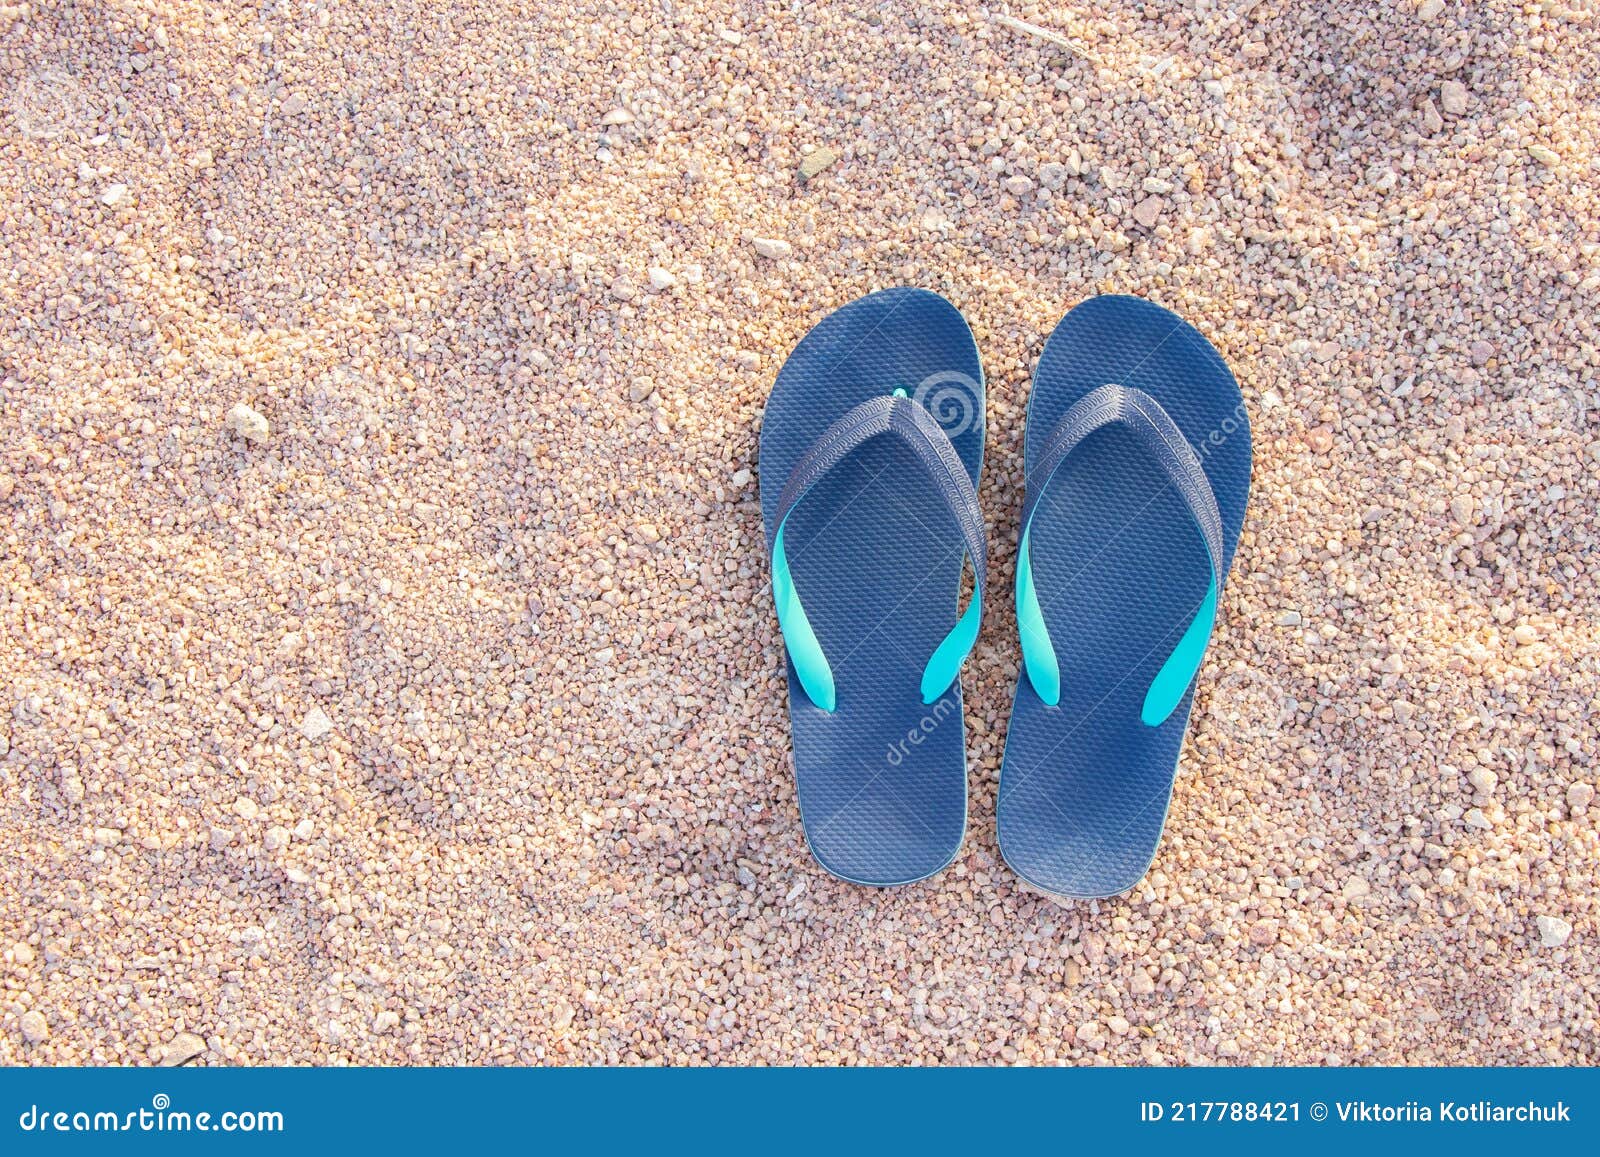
[1,1,1596,1065]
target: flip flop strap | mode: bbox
[771,395,986,713]
[1017,383,1225,724]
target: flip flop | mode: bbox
[760,288,986,886]
[999,296,1251,898]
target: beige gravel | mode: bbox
[2,1,1597,1065]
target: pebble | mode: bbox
[20,1010,49,1043]
[1275,610,1302,627]
[1536,916,1572,948]
[647,267,678,291]
[1003,175,1034,196]
[1342,876,1371,900]
[1439,80,1469,116]
[1527,144,1560,168]
[1449,494,1476,526]
[1467,767,1497,794]
[225,402,270,444]
[1512,624,1538,647]
[601,108,634,126]
[99,183,129,207]
[798,146,839,181]
[299,706,334,741]
[374,1011,402,1033]
[159,1031,207,1066]
[751,237,792,260]
[281,92,308,116]
[1568,783,1594,810]
[1132,196,1163,228]
[1038,162,1071,190]
[13,942,35,965]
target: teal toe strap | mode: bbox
[1017,384,1225,724]
[769,395,987,713]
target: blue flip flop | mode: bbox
[999,296,1251,898]
[760,288,986,886]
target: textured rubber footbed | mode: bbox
[760,288,983,885]
[999,296,1250,898]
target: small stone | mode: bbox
[373,1010,401,1033]
[100,183,130,207]
[1275,610,1302,627]
[718,28,743,45]
[1129,968,1156,995]
[1527,144,1561,168]
[92,827,121,846]
[1003,174,1034,196]
[281,92,308,116]
[1421,99,1444,134]
[1132,195,1163,228]
[20,1010,48,1043]
[1512,624,1538,647]
[730,468,752,489]
[1469,340,1495,365]
[1536,915,1572,948]
[647,267,677,291]
[1567,782,1594,810]
[609,278,637,301]
[798,146,838,181]
[234,796,259,821]
[751,237,792,260]
[1297,747,1319,768]
[13,942,35,965]
[160,1031,207,1066]
[1467,767,1497,794]
[1463,807,1492,830]
[299,706,334,741]
[1449,494,1477,526]
[631,522,660,544]
[1418,0,1445,20]
[225,402,270,444]
[601,108,634,126]
[1249,920,1280,946]
[263,826,290,851]
[1439,80,1469,116]
[1342,875,1371,900]
[209,827,235,850]
[1038,162,1071,190]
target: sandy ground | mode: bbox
[1,0,1597,1066]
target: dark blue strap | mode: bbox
[770,395,986,712]
[1017,384,1225,722]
